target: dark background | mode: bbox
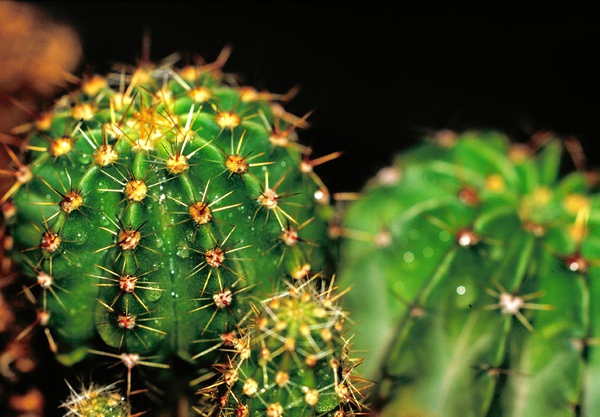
[29,1,598,194]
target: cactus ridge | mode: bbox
[338,130,600,417]
[1,47,365,415]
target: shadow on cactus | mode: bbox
[336,129,600,416]
[0,46,369,416]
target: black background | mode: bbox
[28,1,598,194]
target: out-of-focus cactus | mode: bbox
[0,4,81,411]
[1,46,366,416]
[336,130,600,416]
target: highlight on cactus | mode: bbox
[0,45,367,416]
[335,129,600,416]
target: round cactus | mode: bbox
[1,47,364,415]
[336,130,600,416]
[195,275,368,416]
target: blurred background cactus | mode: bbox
[0,0,82,205]
[336,130,600,416]
[1,2,82,416]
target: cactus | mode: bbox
[195,275,368,416]
[1,47,366,416]
[336,130,600,416]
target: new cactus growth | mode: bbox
[1,47,364,416]
[337,130,600,416]
[61,382,130,417]
[195,275,367,416]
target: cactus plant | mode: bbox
[195,274,367,416]
[336,129,600,416]
[1,47,366,416]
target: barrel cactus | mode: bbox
[0,47,366,416]
[196,274,366,417]
[336,130,600,416]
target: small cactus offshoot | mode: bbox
[195,275,369,416]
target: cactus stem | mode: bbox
[3,45,356,415]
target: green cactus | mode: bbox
[336,130,600,416]
[1,47,365,416]
[194,275,368,416]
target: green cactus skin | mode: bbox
[1,48,363,415]
[337,130,600,416]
